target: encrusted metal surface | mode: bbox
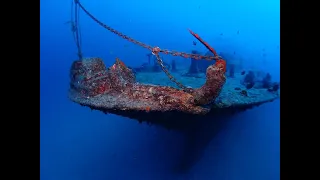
[69,57,226,115]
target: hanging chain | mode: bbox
[150,47,191,92]
[155,54,191,92]
[76,1,220,61]
[69,0,83,60]
[74,0,223,91]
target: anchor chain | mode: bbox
[74,0,222,91]
[69,0,83,60]
[154,53,192,92]
[75,0,221,61]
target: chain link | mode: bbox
[154,54,193,92]
[77,2,220,61]
[76,1,221,91]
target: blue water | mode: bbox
[40,0,280,179]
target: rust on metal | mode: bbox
[68,1,279,127]
[69,57,226,115]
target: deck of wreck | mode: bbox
[136,71,279,110]
[69,60,279,130]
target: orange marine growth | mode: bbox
[188,29,226,73]
[188,29,218,56]
[216,59,226,73]
[69,57,226,115]
[145,106,151,112]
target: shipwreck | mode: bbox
[66,0,280,171]
[68,0,280,130]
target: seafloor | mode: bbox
[135,70,279,109]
